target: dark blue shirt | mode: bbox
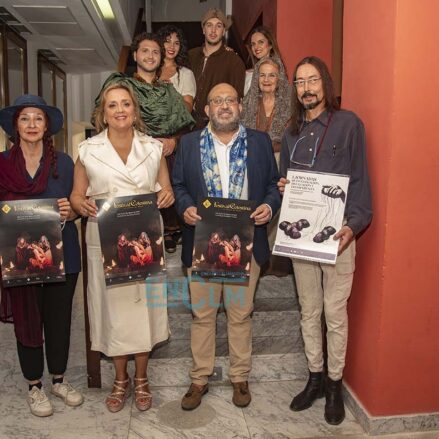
[2,150,81,274]
[280,110,372,236]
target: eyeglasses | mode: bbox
[209,96,239,106]
[289,135,320,168]
[289,112,333,167]
[293,77,322,88]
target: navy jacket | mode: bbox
[172,128,281,267]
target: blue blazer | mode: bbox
[172,127,281,267]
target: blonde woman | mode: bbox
[71,83,174,413]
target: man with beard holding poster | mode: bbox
[173,83,280,410]
[278,56,372,425]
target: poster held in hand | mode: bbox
[0,198,65,287]
[192,197,255,281]
[273,169,349,264]
[96,194,165,286]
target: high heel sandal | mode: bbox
[105,377,131,413]
[134,377,152,411]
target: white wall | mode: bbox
[24,40,111,157]
[67,71,113,158]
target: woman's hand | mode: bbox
[57,198,72,221]
[157,187,174,209]
[79,198,97,218]
[157,137,177,157]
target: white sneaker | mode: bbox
[51,379,84,407]
[27,386,54,417]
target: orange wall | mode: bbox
[276,0,333,79]
[343,0,439,415]
[232,0,277,40]
[232,0,333,80]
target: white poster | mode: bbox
[273,169,350,264]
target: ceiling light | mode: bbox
[95,0,115,19]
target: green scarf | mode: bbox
[94,72,194,137]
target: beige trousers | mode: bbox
[188,257,260,385]
[292,240,356,380]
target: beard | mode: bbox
[300,92,323,110]
[210,110,240,133]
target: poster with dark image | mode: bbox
[96,194,165,286]
[0,198,65,287]
[192,197,255,281]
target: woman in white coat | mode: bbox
[71,83,174,413]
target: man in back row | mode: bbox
[189,8,246,129]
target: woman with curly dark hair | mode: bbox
[157,24,196,112]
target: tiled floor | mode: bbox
[0,250,438,439]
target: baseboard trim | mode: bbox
[343,382,439,435]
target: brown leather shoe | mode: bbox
[181,383,208,410]
[232,381,251,407]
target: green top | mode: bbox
[95,72,194,137]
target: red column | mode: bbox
[343,0,439,415]
[276,0,333,78]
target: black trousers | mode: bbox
[16,273,78,381]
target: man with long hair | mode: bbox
[278,56,372,425]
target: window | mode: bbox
[38,52,67,153]
[0,23,28,151]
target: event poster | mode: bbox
[273,169,350,264]
[96,194,165,286]
[0,199,65,287]
[192,197,255,281]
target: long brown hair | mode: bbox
[92,83,146,134]
[290,56,340,134]
[247,26,286,71]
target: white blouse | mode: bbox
[169,66,196,98]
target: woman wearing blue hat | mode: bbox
[0,95,83,417]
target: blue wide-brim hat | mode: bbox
[0,94,64,138]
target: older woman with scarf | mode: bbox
[241,58,292,276]
[0,95,82,417]
[241,57,291,165]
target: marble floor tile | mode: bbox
[242,380,364,439]
[130,385,250,439]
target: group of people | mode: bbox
[0,7,372,428]
[206,232,242,267]
[117,232,154,268]
[15,235,54,271]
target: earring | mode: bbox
[103,118,107,125]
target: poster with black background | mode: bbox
[0,198,65,287]
[96,194,165,286]
[192,197,255,281]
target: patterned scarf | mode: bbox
[200,124,247,199]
